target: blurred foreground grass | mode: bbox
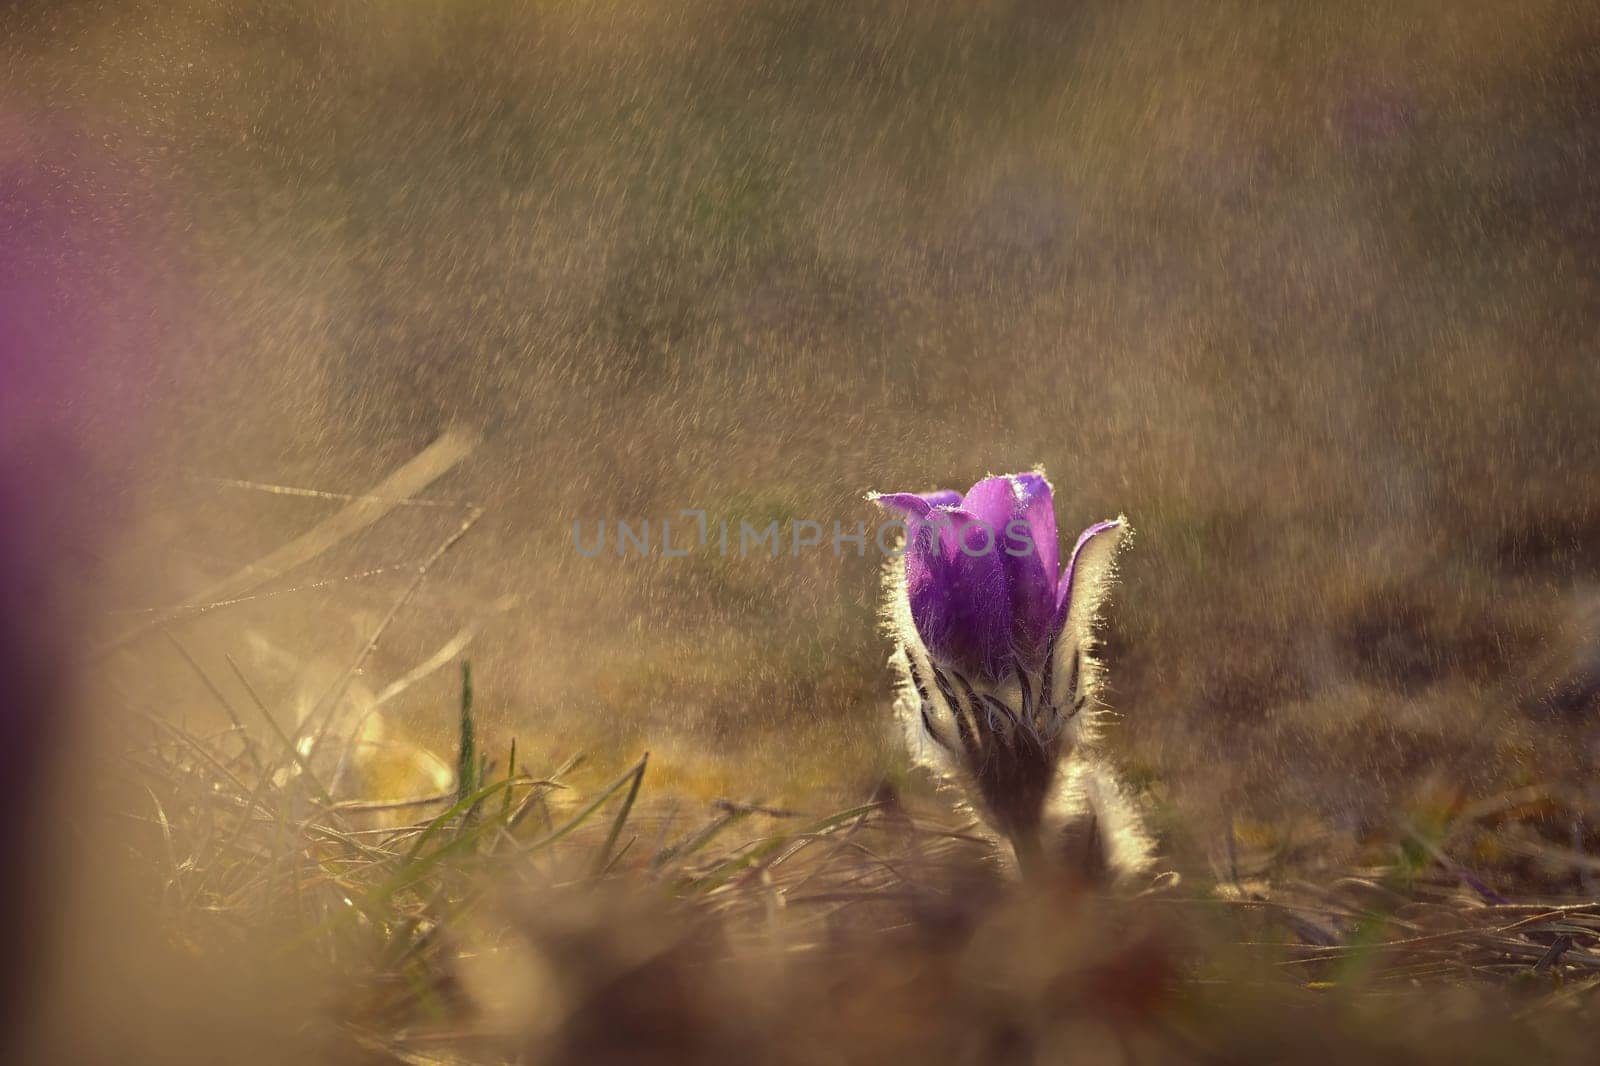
[63,664,1600,1065]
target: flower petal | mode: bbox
[952,477,1016,541]
[959,474,1059,668]
[871,489,960,519]
[1010,472,1059,582]
[1045,516,1127,712]
[901,504,1011,682]
[1056,517,1126,621]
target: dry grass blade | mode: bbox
[98,429,478,655]
[301,503,484,761]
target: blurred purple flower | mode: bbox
[2,106,166,997]
[872,472,1128,867]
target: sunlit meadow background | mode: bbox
[7,0,1600,1061]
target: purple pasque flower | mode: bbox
[872,472,1127,862]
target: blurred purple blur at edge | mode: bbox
[0,107,161,1044]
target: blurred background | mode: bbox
[7,0,1600,875]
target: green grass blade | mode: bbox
[456,661,477,805]
[522,753,650,857]
[591,752,649,876]
[501,737,517,818]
